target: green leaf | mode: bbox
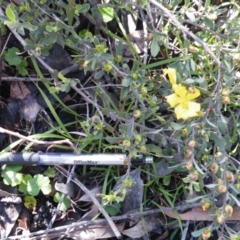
[146,144,162,154]
[191,229,203,237]
[98,7,114,23]
[66,0,75,26]
[24,39,34,51]
[105,137,124,144]
[120,87,130,99]
[151,37,160,57]
[104,203,121,216]
[41,183,52,195]
[143,180,154,187]
[2,164,22,173]
[171,122,185,130]
[163,175,171,186]
[186,194,208,203]
[60,83,71,92]
[122,76,132,87]
[5,5,16,22]
[24,195,37,209]
[2,171,23,187]
[18,174,32,194]
[16,59,28,76]
[45,25,54,32]
[193,182,200,192]
[53,192,71,211]
[27,174,51,196]
[4,47,21,66]
[20,22,38,31]
[2,165,23,186]
[209,133,226,150]
[94,70,104,79]
[27,177,40,196]
[80,3,90,13]
[229,193,240,207]
[43,167,56,178]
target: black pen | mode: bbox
[0,152,153,165]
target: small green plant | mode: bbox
[99,176,135,216]
[24,195,37,209]
[4,47,28,76]
[1,165,56,208]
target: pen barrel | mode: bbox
[0,153,39,164]
[39,153,153,165]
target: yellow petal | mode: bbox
[173,84,188,99]
[163,68,176,85]
[186,87,201,100]
[174,102,201,120]
[166,93,181,108]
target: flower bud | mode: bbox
[185,160,193,171]
[133,110,141,118]
[190,171,198,181]
[201,200,211,211]
[210,162,219,174]
[188,45,197,53]
[141,86,148,96]
[104,63,113,73]
[94,123,104,131]
[122,139,131,147]
[132,72,139,80]
[134,134,142,143]
[201,229,211,240]
[167,4,173,10]
[222,88,230,96]
[218,184,227,193]
[184,150,192,158]
[95,44,106,53]
[188,140,196,148]
[188,86,196,94]
[147,33,154,41]
[226,172,234,182]
[115,55,122,63]
[215,178,222,184]
[222,96,230,104]
[181,128,188,137]
[202,155,209,161]
[225,205,233,217]
[214,152,222,158]
[139,145,147,152]
[216,214,225,224]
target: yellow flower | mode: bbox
[163,68,176,85]
[166,84,201,120]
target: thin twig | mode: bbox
[183,20,229,40]
[181,220,190,240]
[0,127,78,153]
[139,8,148,64]
[0,76,54,81]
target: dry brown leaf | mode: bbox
[78,222,124,239]
[163,207,212,221]
[10,82,31,100]
[162,206,240,221]
[113,168,143,214]
[122,215,162,238]
[17,208,30,230]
